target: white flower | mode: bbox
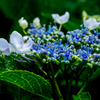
[10,31,33,53]
[52,11,70,24]
[83,17,100,30]
[9,44,15,52]
[18,17,28,29]
[33,17,41,28]
[0,38,11,55]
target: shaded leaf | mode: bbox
[73,92,91,100]
[77,68,100,95]
[89,68,100,80]
[0,70,52,100]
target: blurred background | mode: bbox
[0,0,100,40]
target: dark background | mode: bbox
[0,0,100,40]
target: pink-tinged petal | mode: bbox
[3,48,11,55]
[0,38,9,51]
[10,31,24,48]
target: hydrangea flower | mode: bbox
[83,17,100,30]
[33,17,41,28]
[18,17,28,29]
[52,11,70,24]
[28,22,65,44]
[10,31,33,53]
[0,38,11,55]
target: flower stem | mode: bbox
[22,55,49,78]
[77,81,89,95]
[59,24,62,31]
[50,62,64,100]
[23,29,27,35]
[77,68,88,95]
[68,70,74,93]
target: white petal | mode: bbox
[21,38,33,53]
[60,11,70,24]
[19,48,30,53]
[10,31,24,48]
[33,17,40,22]
[84,18,93,28]
[0,38,9,51]
[9,44,15,52]
[52,14,61,24]
[52,11,70,24]
[90,19,100,29]
[3,48,11,55]
[14,38,33,54]
[33,17,40,25]
[33,17,41,28]
[83,17,100,30]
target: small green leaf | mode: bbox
[73,92,91,100]
[0,70,52,100]
[89,68,100,80]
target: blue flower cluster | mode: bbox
[27,24,100,69]
[28,23,65,44]
[66,27,100,46]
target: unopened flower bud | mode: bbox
[42,59,46,63]
[18,17,28,29]
[33,17,41,28]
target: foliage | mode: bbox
[73,92,91,100]
[0,70,52,100]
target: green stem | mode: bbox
[77,81,89,95]
[73,70,79,94]
[59,24,62,31]
[23,29,27,35]
[68,70,74,93]
[64,64,69,100]
[10,55,49,78]
[77,67,87,95]
[50,62,64,100]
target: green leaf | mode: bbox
[89,68,100,80]
[0,70,53,100]
[63,21,80,31]
[0,55,20,72]
[73,92,91,100]
[77,68,100,95]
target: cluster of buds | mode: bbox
[0,11,100,70]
